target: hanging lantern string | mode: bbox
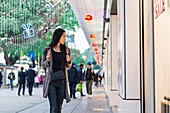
[0,0,23,15]
[0,14,47,35]
[0,2,62,35]
[0,21,48,46]
[0,12,51,37]
[6,28,51,46]
[0,0,42,15]
[0,0,10,5]
[0,0,74,47]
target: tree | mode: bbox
[70,48,96,68]
[0,0,79,65]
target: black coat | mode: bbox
[85,68,95,81]
[26,69,36,83]
[67,67,78,83]
[0,71,2,84]
[78,68,84,81]
[18,71,26,84]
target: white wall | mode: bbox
[109,15,118,112]
[117,0,141,112]
[125,0,140,99]
[118,96,141,113]
[143,0,155,112]
[154,0,170,113]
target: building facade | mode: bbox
[103,0,170,113]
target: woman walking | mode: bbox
[42,28,72,113]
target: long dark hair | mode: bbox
[49,28,67,69]
[49,28,66,56]
[49,28,65,47]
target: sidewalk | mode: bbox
[0,84,111,113]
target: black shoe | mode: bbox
[81,94,86,97]
[29,94,32,96]
[23,94,25,95]
[18,93,20,96]
[73,97,77,99]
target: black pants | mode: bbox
[28,82,34,95]
[18,83,25,95]
[69,82,76,98]
[48,81,65,113]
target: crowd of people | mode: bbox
[0,65,41,96]
[67,62,103,99]
[0,62,103,98]
[0,28,103,113]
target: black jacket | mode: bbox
[0,71,2,84]
[8,72,15,80]
[18,71,26,84]
[78,68,84,81]
[85,68,95,81]
[67,67,78,83]
[26,69,36,83]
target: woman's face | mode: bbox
[59,32,66,45]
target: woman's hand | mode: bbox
[46,50,50,62]
[66,55,71,62]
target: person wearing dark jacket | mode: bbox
[85,63,95,98]
[8,69,15,90]
[42,28,71,113]
[94,72,99,87]
[78,64,85,96]
[18,67,26,96]
[26,65,36,96]
[67,63,78,99]
[0,70,3,88]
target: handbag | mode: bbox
[50,70,65,81]
[76,83,82,92]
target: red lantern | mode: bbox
[90,34,96,40]
[90,34,96,38]
[85,14,93,22]
[94,48,98,51]
[92,43,97,47]
[95,52,99,55]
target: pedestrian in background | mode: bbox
[42,28,71,113]
[94,72,98,87]
[18,67,26,96]
[98,71,102,85]
[8,69,15,90]
[68,63,78,99]
[0,70,3,89]
[78,64,85,96]
[85,63,95,98]
[26,65,36,96]
[34,72,40,88]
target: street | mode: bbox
[0,84,111,113]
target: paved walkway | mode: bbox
[0,84,111,113]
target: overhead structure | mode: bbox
[68,0,105,65]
